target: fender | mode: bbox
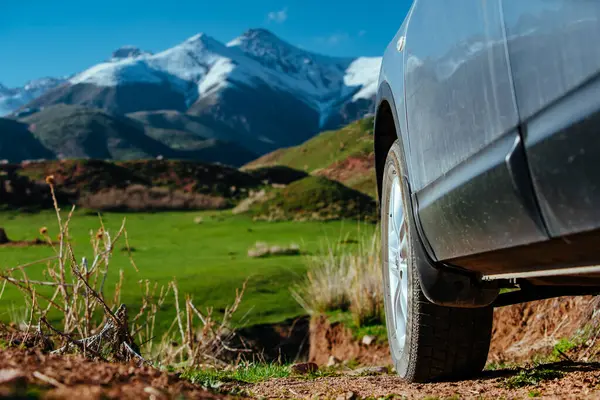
[375,81,499,307]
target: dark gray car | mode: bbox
[375,0,600,382]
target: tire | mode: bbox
[381,140,493,382]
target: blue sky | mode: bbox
[0,0,412,87]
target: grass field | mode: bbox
[0,209,375,334]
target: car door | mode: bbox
[502,1,600,237]
[403,0,549,263]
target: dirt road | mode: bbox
[2,347,600,399]
[250,363,600,399]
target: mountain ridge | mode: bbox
[1,28,381,165]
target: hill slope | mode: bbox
[0,118,55,162]
[17,104,256,166]
[244,117,376,197]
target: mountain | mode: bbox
[0,78,67,116]
[18,29,381,157]
[11,104,256,165]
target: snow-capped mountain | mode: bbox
[0,77,66,116]
[15,29,381,155]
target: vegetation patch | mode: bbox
[1,159,263,212]
[0,210,372,332]
[250,176,377,222]
[503,367,564,389]
[183,363,291,387]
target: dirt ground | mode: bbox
[0,348,227,399]
[2,296,600,399]
[250,363,600,399]
[2,347,600,399]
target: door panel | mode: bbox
[416,132,548,261]
[404,0,519,192]
[503,1,600,237]
[502,0,600,121]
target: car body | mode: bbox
[375,0,600,382]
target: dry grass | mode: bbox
[0,178,247,368]
[292,231,383,326]
[79,185,228,211]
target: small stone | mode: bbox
[336,391,356,400]
[290,362,318,375]
[144,386,166,399]
[0,369,26,386]
[327,355,341,367]
[361,335,376,346]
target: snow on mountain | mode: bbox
[0,77,66,116]
[68,29,382,122]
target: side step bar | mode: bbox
[493,285,600,307]
[482,264,600,281]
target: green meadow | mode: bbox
[0,209,375,334]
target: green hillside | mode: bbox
[249,176,377,222]
[244,117,376,197]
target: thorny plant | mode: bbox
[0,175,247,367]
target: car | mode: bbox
[375,0,600,383]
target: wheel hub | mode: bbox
[388,176,409,351]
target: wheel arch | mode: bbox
[374,82,400,203]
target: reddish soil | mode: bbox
[489,296,600,363]
[315,154,375,185]
[307,296,600,368]
[0,348,228,399]
[308,315,391,366]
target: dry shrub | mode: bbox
[0,178,247,368]
[79,185,228,211]
[156,280,249,368]
[292,230,383,326]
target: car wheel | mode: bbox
[381,140,493,382]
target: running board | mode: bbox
[482,264,600,281]
[493,285,600,307]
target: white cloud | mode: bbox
[267,8,288,23]
[317,33,349,46]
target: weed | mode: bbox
[528,390,541,398]
[485,361,519,371]
[183,363,290,387]
[503,368,563,389]
[552,338,577,359]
